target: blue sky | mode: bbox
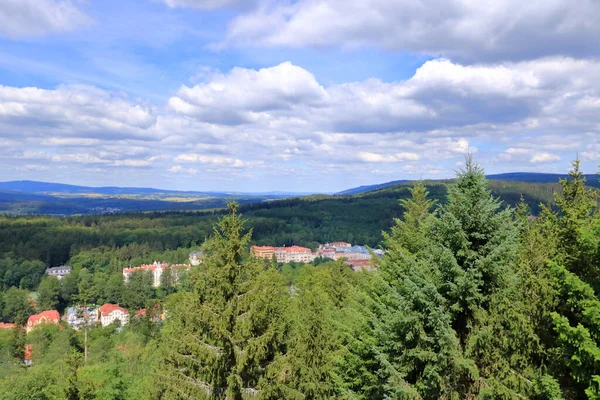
[1,0,599,192]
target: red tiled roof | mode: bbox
[346,259,371,267]
[0,322,15,329]
[251,246,276,251]
[27,310,60,326]
[282,246,311,253]
[99,304,128,317]
[171,264,191,270]
[135,309,146,317]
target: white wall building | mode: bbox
[99,304,129,327]
[123,261,191,287]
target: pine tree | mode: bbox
[158,202,288,399]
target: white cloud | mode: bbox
[357,151,420,163]
[168,165,200,174]
[220,0,600,61]
[2,58,600,190]
[0,0,90,39]
[531,152,561,163]
[174,153,245,166]
[169,62,326,125]
[0,84,157,140]
[499,148,561,164]
[161,0,256,9]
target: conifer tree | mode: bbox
[553,159,599,290]
[433,156,518,343]
[378,176,473,399]
[158,202,288,399]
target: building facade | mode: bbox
[189,251,204,266]
[66,306,99,330]
[251,245,316,263]
[123,261,191,287]
[45,266,72,280]
[99,304,129,327]
[26,310,60,333]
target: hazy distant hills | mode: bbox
[1,172,599,215]
[336,172,600,195]
[0,180,308,197]
[0,180,310,215]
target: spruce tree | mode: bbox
[378,177,473,399]
[553,159,599,291]
[157,202,288,399]
[432,156,518,343]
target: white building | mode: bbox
[99,304,129,327]
[189,251,204,266]
[66,306,99,330]
[123,261,191,287]
[45,266,71,280]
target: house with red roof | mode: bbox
[99,304,129,327]
[26,310,60,333]
[0,322,15,330]
[251,245,317,263]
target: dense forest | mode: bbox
[1,159,600,399]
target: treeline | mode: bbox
[0,159,599,398]
[0,177,579,274]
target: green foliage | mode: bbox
[2,287,34,325]
[159,202,289,399]
[0,159,600,399]
[37,277,61,311]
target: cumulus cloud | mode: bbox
[167,58,600,137]
[357,152,420,163]
[174,153,251,167]
[161,0,257,9]
[0,0,90,39]
[0,84,157,140]
[498,148,561,164]
[168,165,200,174]
[168,62,326,125]
[219,0,600,61]
[3,58,600,190]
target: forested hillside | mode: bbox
[0,160,600,399]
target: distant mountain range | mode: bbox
[336,172,600,195]
[1,173,599,215]
[0,180,311,197]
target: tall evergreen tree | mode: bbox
[432,156,518,343]
[157,202,288,399]
[553,159,599,291]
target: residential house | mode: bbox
[0,322,15,329]
[26,310,60,333]
[99,304,129,327]
[45,266,71,280]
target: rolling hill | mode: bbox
[336,172,600,195]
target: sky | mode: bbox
[1,0,600,193]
